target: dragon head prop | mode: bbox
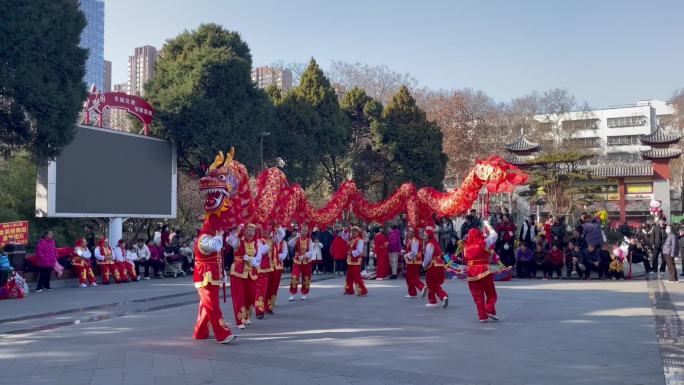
[199,148,252,230]
[474,156,528,193]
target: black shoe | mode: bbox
[256,315,264,320]
[390,275,397,280]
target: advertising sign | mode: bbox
[0,221,29,247]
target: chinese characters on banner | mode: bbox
[0,221,29,248]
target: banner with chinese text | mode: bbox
[0,221,29,248]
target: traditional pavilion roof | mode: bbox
[640,148,682,160]
[639,128,681,146]
[505,135,540,153]
[505,155,535,166]
[585,163,653,178]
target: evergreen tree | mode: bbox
[0,0,88,158]
[145,23,276,174]
[378,86,447,195]
[273,58,349,189]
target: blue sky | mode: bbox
[105,0,684,107]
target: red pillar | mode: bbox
[618,177,626,223]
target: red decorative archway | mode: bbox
[82,85,154,135]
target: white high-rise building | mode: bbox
[251,66,293,91]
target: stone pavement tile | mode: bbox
[311,375,354,385]
[65,358,100,372]
[97,349,126,369]
[243,366,286,384]
[273,367,317,385]
[1,360,39,378]
[153,353,184,375]
[152,374,189,385]
[123,376,155,385]
[181,356,214,375]
[31,364,66,380]
[58,370,94,385]
[0,359,13,374]
[125,351,154,370]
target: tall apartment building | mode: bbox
[108,83,133,132]
[104,60,112,92]
[127,45,157,97]
[78,0,105,91]
[251,66,293,91]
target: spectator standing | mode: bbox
[469,209,482,229]
[598,244,612,280]
[496,214,516,267]
[373,227,390,280]
[461,215,479,238]
[662,224,679,282]
[679,227,684,277]
[650,220,667,275]
[388,225,402,279]
[320,226,333,273]
[581,214,603,248]
[569,229,587,251]
[619,222,632,238]
[489,206,503,228]
[35,231,58,292]
[550,216,566,248]
[331,228,348,276]
[161,224,171,248]
[519,215,536,249]
[454,214,467,240]
[438,217,454,252]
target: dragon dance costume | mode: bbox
[422,226,448,308]
[289,226,313,300]
[255,226,287,318]
[344,227,367,296]
[72,239,97,287]
[403,229,426,298]
[94,238,119,284]
[193,228,235,343]
[463,228,498,322]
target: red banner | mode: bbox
[0,221,29,247]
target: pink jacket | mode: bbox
[388,229,402,253]
[35,238,58,267]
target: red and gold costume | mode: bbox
[289,234,313,297]
[344,229,368,296]
[403,232,426,297]
[94,238,119,284]
[267,231,287,312]
[422,227,447,307]
[113,240,130,283]
[463,228,497,322]
[255,229,274,319]
[72,239,96,287]
[230,227,264,328]
[193,229,234,343]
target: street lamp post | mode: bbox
[260,131,271,172]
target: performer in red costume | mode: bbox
[255,224,274,319]
[94,238,119,284]
[113,239,130,283]
[72,238,97,288]
[344,226,368,296]
[401,227,426,298]
[193,226,236,344]
[422,226,448,308]
[463,226,499,323]
[288,224,313,301]
[373,228,390,280]
[228,224,268,329]
[266,226,288,315]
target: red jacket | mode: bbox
[549,249,564,265]
[331,235,348,261]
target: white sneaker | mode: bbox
[79,283,87,288]
[218,335,237,344]
[90,282,97,287]
[666,280,679,283]
[425,303,439,308]
[144,276,151,280]
[405,295,417,299]
[288,295,295,301]
[136,276,141,281]
[237,324,245,330]
[301,295,307,300]
[245,319,251,325]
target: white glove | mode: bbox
[250,254,262,267]
[305,251,313,259]
[258,244,270,255]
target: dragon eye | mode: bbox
[218,175,226,181]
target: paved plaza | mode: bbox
[1,275,683,385]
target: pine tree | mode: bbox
[0,0,88,158]
[379,86,447,194]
